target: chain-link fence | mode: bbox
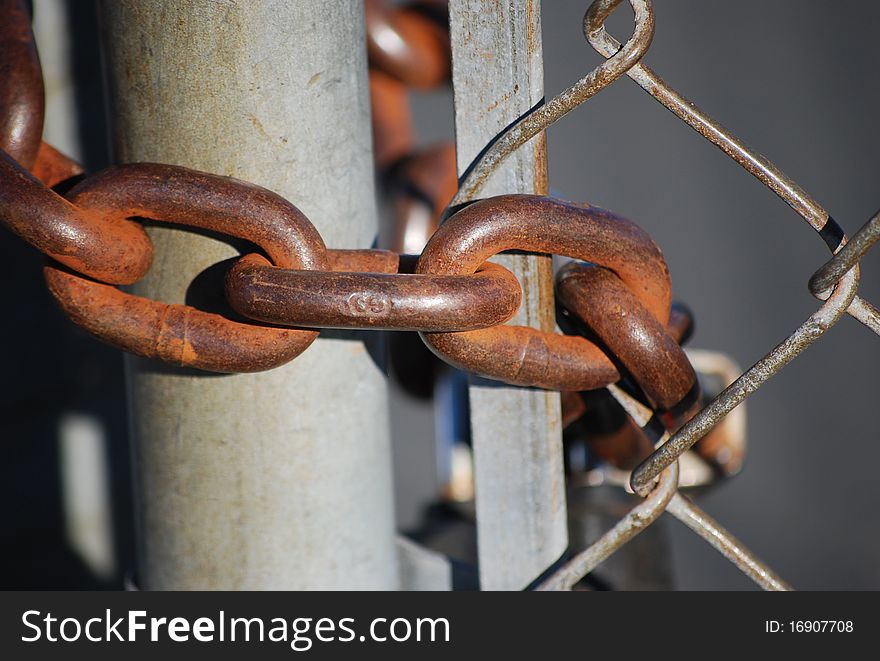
[521,0,879,589]
[2,0,878,591]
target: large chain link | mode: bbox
[0,0,776,588]
[0,0,681,386]
[0,0,719,477]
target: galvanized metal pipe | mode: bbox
[98,0,398,589]
[448,0,567,590]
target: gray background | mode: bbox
[2,0,878,590]
[543,0,880,589]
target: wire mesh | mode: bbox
[457,0,880,590]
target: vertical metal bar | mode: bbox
[98,0,398,589]
[448,0,566,590]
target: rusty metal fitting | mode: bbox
[559,305,694,429]
[556,262,700,430]
[559,294,697,471]
[563,389,653,471]
[32,141,84,189]
[561,389,589,429]
[44,163,328,373]
[0,149,153,284]
[667,301,695,346]
[364,0,450,89]
[387,143,458,254]
[43,270,317,373]
[416,194,671,390]
[0,0,44,170]
[366,0,457,435]
[324,248,400,274]
[226,253,521,332]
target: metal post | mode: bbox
[448,0,567,589]
[98,0,398,589]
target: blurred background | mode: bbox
[2,0,878,590]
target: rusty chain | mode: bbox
[365,0,457,256]
[364,0,458,397]
[2,2,688,387]
[2,0,872,591]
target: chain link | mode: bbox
[416,194,672,390]
[3,0,866,591]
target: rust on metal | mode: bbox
[364,2,457,398]
[227,253,521,331]
[575,0,869,499]
[559,289,697,471]
[62,164,328,269]
[364,0,450,90]
[44,268,316,373]
[556,261,700,429]
[369,69,414,171]
[2,0,865,591]
[44,163,328,373]
[0,150,153,284]
[416,194,671,390]
[565,394,651,470]
[387,143,458,254]
[667,302,694,346]
[559,277,744,479]
[366,1,456,258]
[585,419,649,470]
[32,141,85,189]
[325,248,400,274]
[0,0,44,170]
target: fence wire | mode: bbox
[457,0,880,590]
